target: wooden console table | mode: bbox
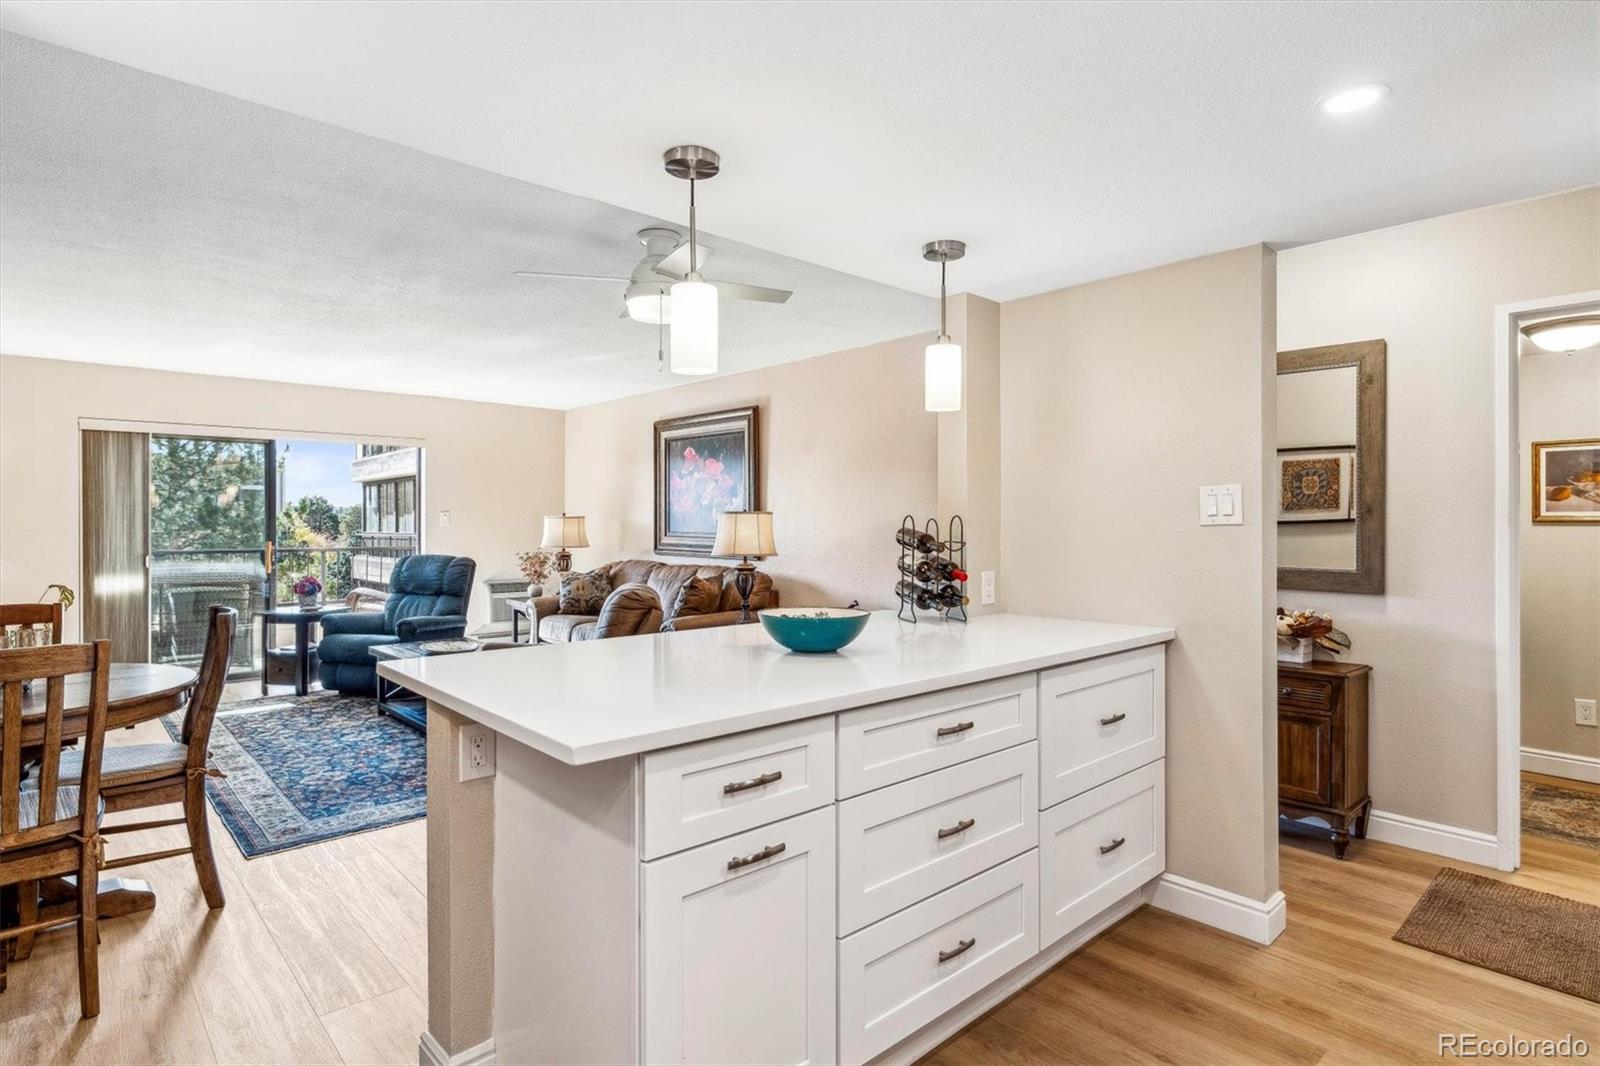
[1277,660,1371,859]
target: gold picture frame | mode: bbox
[1531,437,1600,523]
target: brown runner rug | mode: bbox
[1394,867,1599,1002]
[1521,781,1600,848]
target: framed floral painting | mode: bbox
[1532,438,1600,523]
[654,406,760,555]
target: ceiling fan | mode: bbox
[513,223,790,326]
[513,146,787,375]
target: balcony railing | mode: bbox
[150,538,418,677]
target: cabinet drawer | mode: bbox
[838,743,1037,935]
[642,807,836,1066]
[839,850,1038,1065]
[642,717,836,860]
[1278,675,1334,712]
[1039,645,1165,808]
[1040,759,1164,948]
[836,673,1037,798]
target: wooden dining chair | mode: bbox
[0,602,64,645]
[55,605,234,910]
[1,639,111,1018]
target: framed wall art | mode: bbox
[654,406,760,555]
[1532,438,1600,523]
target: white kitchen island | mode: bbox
[381,611,1174,1066]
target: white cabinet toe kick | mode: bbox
[474,627,1171,1066]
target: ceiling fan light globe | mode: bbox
[669,279,718,375]
[625,290,671,324]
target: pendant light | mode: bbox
[664,145,720,375]
[922,239,966,412]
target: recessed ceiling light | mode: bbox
[1522,314,1600,353]
[1319,84,1390,116]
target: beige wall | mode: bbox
[562,333,937,609]
[937,294,1003,614]
[1519,339,1600,761]
[0,355,564,637]
[1000,245,1280,901]
[1277,187,1600,833]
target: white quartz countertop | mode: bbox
[377,611,1174,765]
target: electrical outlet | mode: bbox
[980,571,997,606]
[459,724,496,781]
[1577,699,1598,728]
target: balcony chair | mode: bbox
[316,554,476,696]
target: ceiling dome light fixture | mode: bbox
[1318,83,1390,115]
[1522,314,1600,353]
[922,239,966,412]
[664,145,720,375]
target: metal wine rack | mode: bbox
[895,514,968,624]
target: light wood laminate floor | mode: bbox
[4,723,1595,1066]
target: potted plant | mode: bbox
[293,575,324,609]
[516,550,554,599]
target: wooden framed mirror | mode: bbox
[1277,339,1386,594]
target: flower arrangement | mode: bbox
[1276,608,1350,662]
[516,550,554,587]
[293,575,323,606]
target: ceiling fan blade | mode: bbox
[714,281,793,304]
[513,270,629,282]
[651,241,712,280]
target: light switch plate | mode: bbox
[438,510,452,528]
[1199,484,1244,526]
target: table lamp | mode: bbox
[712,510,776,623]
[540,514,590,574]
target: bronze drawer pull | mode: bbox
[1099,712,1127,726]
[727,842,786,871]
[1099,836,1127,855]
[936,720,975,738]
[937,817,976,839]
[938,937,977,963]
[723,770,782,795]
[1280,687,1294,697]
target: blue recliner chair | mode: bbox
[317,554,476,695]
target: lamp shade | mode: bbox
[712,510,776,559]
[669,278,718,374]
[924,340,962,412]
[540,514,590,549]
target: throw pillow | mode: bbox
[667,576,722,621]
[558,569,612,615]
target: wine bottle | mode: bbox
[894,528,943,554]
[894,579,939,611]
[898,557,968,583]
[926,583,971,609]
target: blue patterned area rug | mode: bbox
[163,691,425,858]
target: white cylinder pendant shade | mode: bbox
[540,514,590,549]
[924,340,963,412]
[669,279,718,374]
[712,510,776,558]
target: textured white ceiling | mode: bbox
[0,32,933,409]
[2,0,1594,305]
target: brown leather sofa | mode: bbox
[532,559,778,643]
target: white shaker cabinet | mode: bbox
[642,806,838,1065]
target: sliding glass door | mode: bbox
[148,435,274,675]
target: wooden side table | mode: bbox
[256,604,348,696]
[1277,660,1372,859]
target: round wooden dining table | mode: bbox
[10,661,197,934]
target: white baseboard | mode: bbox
[871,882,1154,1065]
[1364,809,1499,867]
[1521,746,1600,784]
[419,1032,495,1066]
[1150,873,1286,945]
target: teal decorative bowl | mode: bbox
[758,608,871,653]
